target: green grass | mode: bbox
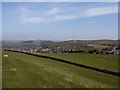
[87,44,111,49]
[34,53,118,72]
[62,46,95,51]
[0,51,2,89]
[3,51,119,88]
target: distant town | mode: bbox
[2,40,120,55]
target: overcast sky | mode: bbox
[2,2,118,41]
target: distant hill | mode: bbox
[2,40,118,51]
[43,40,118,49]
[2,40,53,49]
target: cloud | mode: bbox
[19,5,118,24]
[19,7,30,12]
[84,6,118,17]
[22,14,77,23]
[23,17,44,23]
[19,7,30,16]
[45,8,60,15]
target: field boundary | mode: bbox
[4,50,120,77]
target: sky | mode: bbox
[2,2,118,41]
[0,2,2,40]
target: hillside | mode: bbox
[2,40,118,51]
[2,40,53,49]
[43,40,118,52]
[34,53,118,72]
[0,51,1,89]
[3,51,118,88]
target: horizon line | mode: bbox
[1,39,118,41]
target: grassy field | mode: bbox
[0,50,2,89]
[34,53,118,72]
[3,51,119,88]
[87,44,111,49]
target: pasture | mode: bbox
[3,51,119,88]
[0,50,2,89]
[35,53,118,72]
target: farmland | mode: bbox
[0,50,2,89]
[34,53,118,72]
[2,51,119,88]
[2,40,119,53]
